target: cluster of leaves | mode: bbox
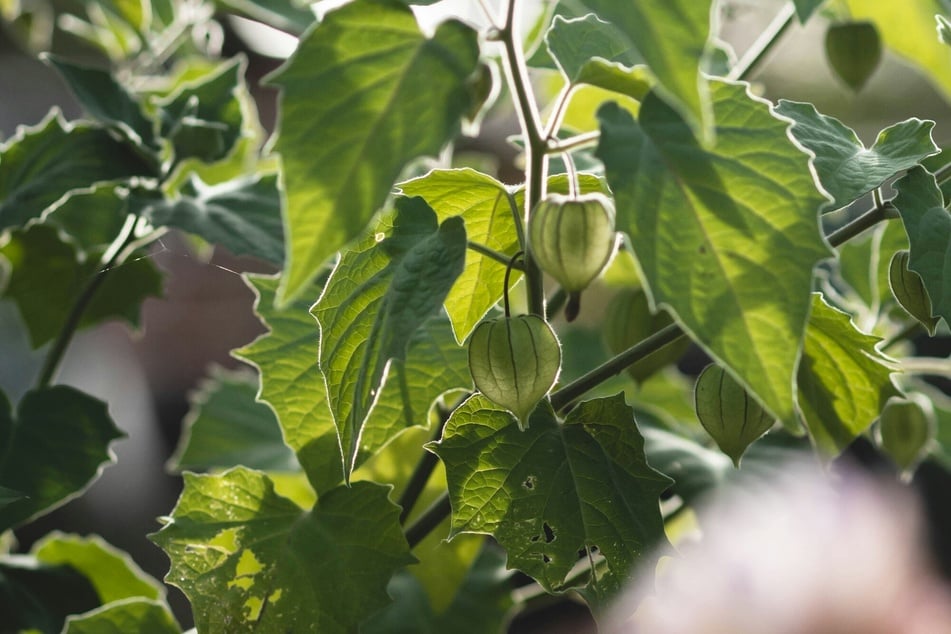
[0,0,950,632]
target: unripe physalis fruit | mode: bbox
[694,364,775,467]
[825,21,882,92]
[889,250,940,335]
[603,288,690,383]
[467,314,561,430]
[528,193,616,321]
[878,395,935,474]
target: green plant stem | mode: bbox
[500,0,546,317]
[727,2,796,82]
[826,200,892,248]
[896,357,951,376]
[881,321,924,352]
[934,162,951,185]
[550,323,685,411]
[547,131,600,154]
[546,287,567,320]
[468,241,523,269]
[36,216,140,389]
[405,492,452,549]
[398,415,449,525]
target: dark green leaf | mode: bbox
[33,533,163,604]
[0,112,155,230]
[776,100,939,211]
[793,0,826,23]
[42,185,130,254]
[64,599,179,634]
[596,82,831,427]
[0,386,123,531]
[150,468,413,633]
[641,426,729,504]
[267,0,481,302]
[313,198,466,475]
[44,54,158,151]
[565,0,714,137]
[0,555,101,634]
[797,293,900,456]
[546,14,644,84]
[0,224,163,348]
[169,366,297,472]
[825,21,882,91]
[158,57,247,164]
[894,166,951,328]
[431,394,670,605]
[146,173,284,266]
[0,485,24,510]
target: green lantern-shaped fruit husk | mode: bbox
[878,396,935,473]
[694,364,775,467]
[889,250,940,335]
[825,21,882,92]
[528,193,616,321]
[467,314,561,430]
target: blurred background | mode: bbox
[1,0,949,630]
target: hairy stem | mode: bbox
[405,492,452,549]
[37,215,141,388]
[468,241,523,269]
[727,2,796,82]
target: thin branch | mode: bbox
[546,131,600,154]
[468,241,524,269]
[896,357,951,376]
[405,493,452,549]
[827,201,891,248]
[727,2,797,82]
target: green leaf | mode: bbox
[33,533,164,604]
[0,555,101,634]
[170,366,297,473]
[546,14,644,85]
[566,0,713,138]
[215,0,316,35]
[845,0,951,99]
[64,599,179,634]
[0,485,24,510]
[42,185,133,254]
[0,112,155,230]
[43,54,158,152]
[596,81,831,427]
[312,197,466,475]
[0,224,163,348]
[430,393,670,604]
[146,173,284,266]
[399,170,606,342]
[893,166,951,328]
[939,15,951,46]
[158,57,248,164]
[641,426,729,504]
[793,0,825,23]
[150,468,413,634]
[775,100,939,211]
[267,0,481,303]
[233,274,343,495]
[797,293,900,456]
[0,386,123,532]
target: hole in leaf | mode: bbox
[530,535,540,542]
[522,475,536,490]
[542,554,551,564]
[543,522,555,544]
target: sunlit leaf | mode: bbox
[312,197,466,475]
[893,166,951,328]
[267,0,481,302]
[215,0,316,35]
[64,599,179,634]
[596,81,831,427]
[776,100,938,211]
[797,293,901,456]
[431,393,669,605]
[0,112,154,230]
[0,224,163,348]
[0,386,123,531]
[0,555,101,634]
[150,468,413,633]
[170,366,298,473]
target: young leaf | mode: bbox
[596,81,831,428]
[266,0,481,303]
[157,56,248,164]
[33,533,164,604]
[169,366,298,473]
[146,173,284,266]
[430,394,670,606]
[0,112,154,230]
[313,197,466,476]
[44,54,158,151]
[775,100,939,211]
[0,224,163,348]
[546,14,645,90]
[0,386,123,531]
[42,184,139,254]
[64,599,179,634]
[150,468,413,634]
[893,166,951,328]
[568,0,714,138]
[0,555,101,633]
[234,274,343,495]
[797,293,901,456]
